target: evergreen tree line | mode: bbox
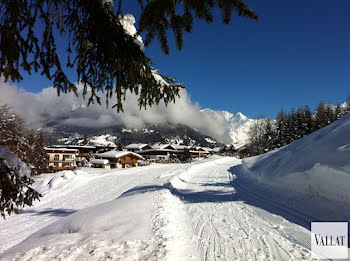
[243,97,350,157]
[0,104,48,175]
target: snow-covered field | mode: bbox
[2,114,350,260]
[0,157,316,260]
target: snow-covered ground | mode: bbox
[235,114,350,222]
[2,112,350,260]
[0,156,326,260]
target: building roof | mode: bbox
[152,144,175,150]
[138,149,181,154]
[90,159,109,164]
[51,145,96,149]
[45,147,79,152]
[95,151,144,160]
[124,143,150,150]
[173,145,190,150]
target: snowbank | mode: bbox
[32,170,84,194]
[239,114,350,207]
[0,191,159,261]
[0,146,31,178]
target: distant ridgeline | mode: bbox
[42,122,224,149]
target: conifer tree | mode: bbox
[275,109,288,148]
[303,105,314,135]
[0,106,41,218]
[26,131,37,173]
[335,104,343,120]
[325,104,335,125]
[181,148,192,162]
[0,0,257,110]
[82,135,89,146]
[315,101,326,130]
[296,108,305,139]
[0,105,29,162]
[32,132,49,175]
[117,142,124,151]
[0,149,41,218]
[345,95,350,115]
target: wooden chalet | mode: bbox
[51,145,97,165]
[189,147,210,158]
[90,158,110,169]
[94,151,144,168]
[138,149,181,161]
[45,147,78,172]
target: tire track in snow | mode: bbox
[166,156,312,261]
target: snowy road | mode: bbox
[168,156,312,260]
[1,156,316,260]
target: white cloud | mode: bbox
[0,80,240,143]
[0,15,251,144]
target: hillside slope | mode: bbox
[236,114,350,219]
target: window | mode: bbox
[54,155,59,161]
[63,155,72,161]
[62,162,71,167]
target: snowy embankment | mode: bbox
[235,114,350,220]
[0,163,192,258]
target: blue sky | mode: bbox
[14,0,350,119]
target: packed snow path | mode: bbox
[1,156,317,260]
[168,157,312,260]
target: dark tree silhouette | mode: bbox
[0,0,258,111]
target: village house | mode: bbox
[124,143,152,152]
[94,151,144,168]
[51,145,97,166]
[90,158,110,169]
[45,147,78,172]
[138,148,181,161]
[189,147,210,158]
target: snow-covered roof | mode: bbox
[90,159,109,165]
[96,151,144,160]
[173,145,189,150]
[152,144,175,150]
[45,147,79,152]
[124,143,150,150]
[52,145,96,149]
[138,149,180,154]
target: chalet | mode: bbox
[189,147,210,158]
[124,143,152,152]
[94,151,144,168]
[51,145,97,165]
[90,159,110,169]
[45,148,78,172]
[138,149,181,161]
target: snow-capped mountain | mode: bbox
[199,109,255,145]
[43,122,223,148]
[43,109,255,147]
